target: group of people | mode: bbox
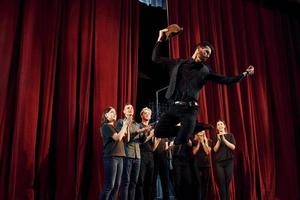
[99,27,254,200]
[100,105,165,200]
[100,104,236,200]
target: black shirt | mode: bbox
[101,123,125,157]
[139,123,155,152]
[213,133,236,162]
[152,41,245,102]
[192,139,212,167]
[154,138,169,153]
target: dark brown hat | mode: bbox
[165,24,183,39]
[193,122,214,134]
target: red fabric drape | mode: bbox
[0,0,139,199]
[168,0,300,199]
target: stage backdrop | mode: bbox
[168,0,300,199]
[0,0,139,199]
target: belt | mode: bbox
[174,101,198,107]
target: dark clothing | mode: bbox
[192,167,211,200]
[152,41,245,102]
[101,123,126,157]
[153,138,170,200]
[213,133,236,200]
[171,144,193,200]
[136,151,154,200]
[152,41,245,144]
[116,119,146,200]
[213,133,236,162]
[136,123,155,200]
[100,123,125,200]
[215,159,234,200]
[155,104,198,144]
[193,139,212,167]
[121,158,141,200]
[100,157,123,200]
[191,139,212,200]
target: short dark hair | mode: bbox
[196,41,214,55]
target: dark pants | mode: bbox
[172,157,193,200]
[153,151,170,200]
[215,159,234,200]
[136,152,154,200]
[192,166,211,200]
[155,104,198,144]
[100,156,123,200]
[120,158,141,200]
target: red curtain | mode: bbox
[168,0,300,199]
[0,0,139,199]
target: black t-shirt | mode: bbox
[192,139,212,167]
[139,123,155,152]
[154,138,169,153]
[213,133,236,162]
[101,123,125,157]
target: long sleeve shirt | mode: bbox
[152,41,245,101]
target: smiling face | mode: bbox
[140,108,152,121]
[216,120,226,133]
[192,45,212,62]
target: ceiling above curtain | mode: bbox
[139,0,166,9]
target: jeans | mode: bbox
[100,156,123,200]
[120,157,141,200]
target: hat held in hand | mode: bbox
[165,24,183,39]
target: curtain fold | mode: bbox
[0,0,139,199]
[167,0,299,199]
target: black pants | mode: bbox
[153,151,170,200]
[136,152,154,200]
[155,104,198,144]
[172,157,193,200]
[215,159,234,200]
[192,165,211,200]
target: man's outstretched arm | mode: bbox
[208,65,254,85]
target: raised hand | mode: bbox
[158,28,168,42]
[246,65,255,75]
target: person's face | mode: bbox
[196,130,205,139]
[141,109,152,121]
[105,108,116,122]
[193,46,212,62]
[216,121,226,132]
[123,104,134,118]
